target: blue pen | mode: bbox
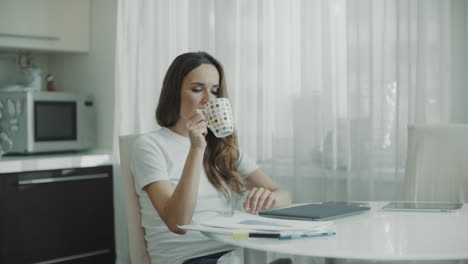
[279,232,336,240]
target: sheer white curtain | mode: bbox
[114,0,467,262]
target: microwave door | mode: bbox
[33,101,77,152]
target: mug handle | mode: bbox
[201,108,213,131]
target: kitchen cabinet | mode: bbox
[0,165,115,264]
[0,0,90,53]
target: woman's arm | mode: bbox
[144,147,204,235]
[243,169,293,214]
[144,110,208,234]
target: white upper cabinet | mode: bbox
[0,0,90,53]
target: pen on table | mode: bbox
[278,232,336,240]
[232,231,335,240]
[232,232,280,239]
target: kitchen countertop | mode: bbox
[0,149,113,174]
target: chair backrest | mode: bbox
[404,124,468,202]
[119,134,151,264]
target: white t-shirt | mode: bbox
[130,127,258,264]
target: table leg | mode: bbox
[244,248,267,264]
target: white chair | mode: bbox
[119,134,151,264]
[404,124,468,203]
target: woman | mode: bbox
[131,51,292,264]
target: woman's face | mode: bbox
[178,63,220,120]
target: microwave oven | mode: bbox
[0,91,95,154]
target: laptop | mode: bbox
[382,201,463,212]
[258,203,371,221]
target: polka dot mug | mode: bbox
[203,98,234,138]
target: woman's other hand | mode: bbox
[243,187,278,215]
[185,109,208,149]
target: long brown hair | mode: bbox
[156,52,246,196]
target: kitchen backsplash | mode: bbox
[0,52,49,91]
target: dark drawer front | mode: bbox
[1,166,115,264]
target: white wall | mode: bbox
[452,0,468,123]
[466,1,468,122]
[0,53,49,90]
[48,0,117,149]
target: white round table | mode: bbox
[203,202,468,263]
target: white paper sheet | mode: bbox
[184,211,334,233]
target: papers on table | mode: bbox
[179,211,335,238]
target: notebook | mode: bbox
[382,201,463,212]
[258,203,371,221]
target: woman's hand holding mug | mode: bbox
[185,109,208,150]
